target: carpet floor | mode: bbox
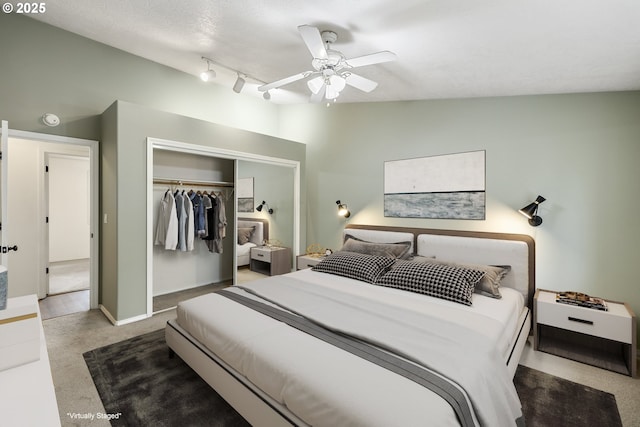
[84,329,623,427]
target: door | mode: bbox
[0,120,11,269]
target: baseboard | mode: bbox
[99,304,150,326]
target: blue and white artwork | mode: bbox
[384,151,485,219]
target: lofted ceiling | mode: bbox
[31,0,640,104]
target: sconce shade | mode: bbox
[519,195,545,226]
[336,200,351,218]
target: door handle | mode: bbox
[1,245,18,253]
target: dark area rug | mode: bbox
[83,329,249,427]
[85,330,623,427]
[514,365,622,427]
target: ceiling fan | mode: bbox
[258,25,397,103]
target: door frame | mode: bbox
[0,121,99,308]
[146,137,301,317]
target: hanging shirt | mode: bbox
[174,191,187,251]
[154,190,178,250]
[189,193,206,236]
[214,193,227,253]
[183,192,195,251]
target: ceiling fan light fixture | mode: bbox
[328,74,346,92]
[307,76,324,94]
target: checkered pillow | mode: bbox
[377,260,485,305]
[312,251,396,283]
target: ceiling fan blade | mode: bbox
[310,85,326,103]
[344,73,378,93]
[258,72,308,92]
[345,51,397,68]
[298,25,328,59]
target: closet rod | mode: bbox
[153,177,234,188]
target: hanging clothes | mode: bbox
[214,192,227,253]
[183,191,195,251]
[189,192,206,237]
[174,191,187,251]
[154,190,178,250]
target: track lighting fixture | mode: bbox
[263,91,271,100]
[336,200,351,218]
[256,201,274,214]
[519,195,546,226]
[233,74,246,93]
[200,58,216,82]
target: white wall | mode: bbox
[48,155,90,262]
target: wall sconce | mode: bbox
[256,201,273,214]
[336,200,351,218]
[519,195,546,226]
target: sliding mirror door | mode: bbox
[236,160,295,284]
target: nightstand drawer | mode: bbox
[537,301,632,344]
[251,248,272,263]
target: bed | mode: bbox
[166,224,535,426]
[237,218,269,267]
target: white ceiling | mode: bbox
[32,0,640,104]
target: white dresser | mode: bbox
[0,295,61,426]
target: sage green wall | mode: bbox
[103,101,306,321]
[280,92,640,344]
[0,13,282,140]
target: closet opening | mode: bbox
[146,138,300,317]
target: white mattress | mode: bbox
[176,269,524,426]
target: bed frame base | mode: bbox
[165,320,305,427]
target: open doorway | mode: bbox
[41,153,91,318]
[1,128,98,320]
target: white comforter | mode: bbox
[177,269,523,427]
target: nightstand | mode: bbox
[250,246,292,276]
[296,254,325,270]
[534,289,637,377]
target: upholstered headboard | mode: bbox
[344,224,535,310]
[238,218,269,246]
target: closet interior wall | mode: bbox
[152,149,235,297]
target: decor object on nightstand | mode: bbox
[556,291,608,311]
[534,289,636,377]
[519,195,545,226]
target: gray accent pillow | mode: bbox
[407,258,510,299]
[377,260,485,306]
[237,227,255,245]
[341,234,412,259]
[312,251,396,283]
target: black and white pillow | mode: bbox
[312,251,396,283]
[377,260,485,305]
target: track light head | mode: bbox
[233,74,246,93]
